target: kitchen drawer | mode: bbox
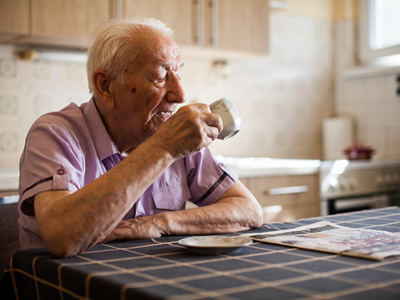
[263,202,317,223]
[241,174,319,222]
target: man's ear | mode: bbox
[92,70,115,109]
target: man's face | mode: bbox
[110,29,186,152]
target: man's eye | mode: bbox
[156,76,166,82]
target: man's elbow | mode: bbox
[245,196,263,228]
[41,231,88,257]
[45,239,83,258]
[252,201,264,228]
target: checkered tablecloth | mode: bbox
[1,207,400,300]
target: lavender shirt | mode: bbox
[18,99,237,250]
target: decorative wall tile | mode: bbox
[0,94,18,116]
[32,60,52,81]
[0,128,22,167]
[0,58,17,79]
[62,92,90,108]
[0,131,18,153]
[32,94,53,116]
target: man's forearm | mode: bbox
[159,194,263,237]
[99,181,263,244]
[35,141,175,257]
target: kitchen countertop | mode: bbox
[0,158,321,192]
[3,158,400,192]
[216,156,321,177]
[0,167,19,194]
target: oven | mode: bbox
[320,160,400,215]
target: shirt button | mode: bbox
[58,169,65,175]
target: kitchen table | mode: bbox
[1,207,400,300]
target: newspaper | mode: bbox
[247,221,400,260]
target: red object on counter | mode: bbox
[343,143,376,160]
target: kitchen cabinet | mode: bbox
[0,0,29,42]
[241,174,319,223]
[32,0,111,38]
[0,0,112,48]
[122,0,196,46]
[203,0,269,53]
[122,0,269,55]
[1,0,268,56]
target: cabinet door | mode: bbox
[208,0,269,53]
[122,0,197,46]
[247,174,319,223]
[0,0,29,40]
[31,0,111,38]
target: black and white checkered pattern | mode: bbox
[1,207,400,300]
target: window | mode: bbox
[359,0,400,64]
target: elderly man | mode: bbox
[18,18,263,257]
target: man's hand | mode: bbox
[150,104,223,160]
[99,215,164,243]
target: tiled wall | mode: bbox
[0,13,334,168]
[336,74,400,160]
[0,46,90,167]
[334,20,400,160]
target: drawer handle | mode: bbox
[266,185,309,196]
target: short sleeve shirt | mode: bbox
[18,99,238,250]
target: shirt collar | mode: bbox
[82,98,118,162]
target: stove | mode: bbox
[320,160,400,215]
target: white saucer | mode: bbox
[178,235,252,254]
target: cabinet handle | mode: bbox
[115,0,122,18]
[265,186,309,196]
[194,0,203,45]
[211,0,219,47]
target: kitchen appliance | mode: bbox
[320,160,400,215]
[322,117,354,161]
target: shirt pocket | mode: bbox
[152,184,191,213]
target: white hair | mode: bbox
[86,17,174,94]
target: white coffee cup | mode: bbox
[210,97,241,141]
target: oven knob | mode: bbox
[348,176,357,190]
[339,178,349,191]
[328,183,336,192]
[376,174,384,188]
[393,174,400,187]
[385,174,393,186]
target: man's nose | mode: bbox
[165,73,186,104]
